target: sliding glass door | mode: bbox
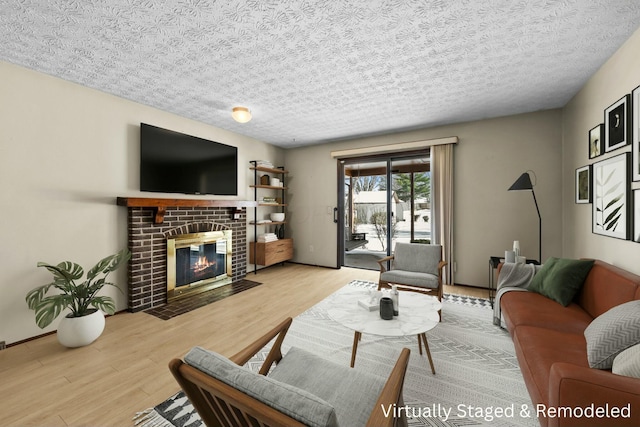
[339,153,430,270]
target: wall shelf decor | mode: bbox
[604,94,631,153]
[592,153,630,240]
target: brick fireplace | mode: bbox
[118,198,254,312]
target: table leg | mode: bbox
[420,332,436,374]
[417,334,423,355]
[350,331,361,368]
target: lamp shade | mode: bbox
[508,172,533,191]
[232,107,252,123]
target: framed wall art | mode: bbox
[589,124,603,159]
[604,94,631,152]
[592,153,630,240]
[575,165,592,204]
[632,85,640,181]
[635,189,640,243]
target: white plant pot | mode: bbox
[57,309,105,348]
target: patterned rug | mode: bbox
[134,280,536,427]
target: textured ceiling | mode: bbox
[1,1,640,148]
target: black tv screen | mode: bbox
[140,123,238,195]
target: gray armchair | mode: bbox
[377,243,447,320]
[170,317,410,427]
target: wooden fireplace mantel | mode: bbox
[117,197,257,224]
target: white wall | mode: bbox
[285,109,564,286]
[0,61,283,344]
[562,27,640,274]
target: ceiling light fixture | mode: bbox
[232,106,252,123]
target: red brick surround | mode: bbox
[125,206,247,312]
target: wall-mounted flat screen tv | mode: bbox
[140,123,238,195]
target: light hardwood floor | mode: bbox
[0,264,487,427]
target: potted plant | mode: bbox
[26,248,131,347]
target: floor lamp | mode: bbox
[508,172,542,263]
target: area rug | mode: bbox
[134,280,536,427]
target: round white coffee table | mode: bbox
[327,286,442,373]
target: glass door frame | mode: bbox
[337,150,430,268]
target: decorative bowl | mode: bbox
[270,213,285,222]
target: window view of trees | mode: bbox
[347,167,431,252]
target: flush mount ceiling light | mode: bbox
[232,106,252,123]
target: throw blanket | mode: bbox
[493,262,539,328]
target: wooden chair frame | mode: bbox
[169,317,410,427]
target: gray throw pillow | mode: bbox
[185,346,338,427]
[612,343,640,378]
[584,300,640,369]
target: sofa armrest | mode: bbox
[547,362,640,427]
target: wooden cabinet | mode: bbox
[249,239,293,266]
[249,162,293,269]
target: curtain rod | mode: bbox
[330,136,458,159]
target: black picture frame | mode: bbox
[592,153,630,240]
[604,94,631,152]
[632,85,640,181]
[634,189,640,243]
[575,165,592,204]
[588,124,603,159]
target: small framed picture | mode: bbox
[632,85,640,181]
[592,153,630,240]
[634,190,640,243]
[604,94,631,152]
[589,124,603,159]
[575,165,592,204]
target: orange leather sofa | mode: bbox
[500,260,640,427]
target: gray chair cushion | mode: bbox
[185,346,339,427]
[380,270,440,289]
[393,243,441,275]
[270,347,386,427]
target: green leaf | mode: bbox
[25,283,54,310]
[90,296,116,315]
[33,295,74,328]
[103,249,132,274]
[86,277,106,294]
[87,253,119,280]
[37,261,83,283]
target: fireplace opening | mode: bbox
[167,230,232,301]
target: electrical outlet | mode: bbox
[0,341,6,350]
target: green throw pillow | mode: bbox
[528,257,595,306]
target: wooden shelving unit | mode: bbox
[250,162,292,272]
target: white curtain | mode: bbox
[431,144,454,285]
